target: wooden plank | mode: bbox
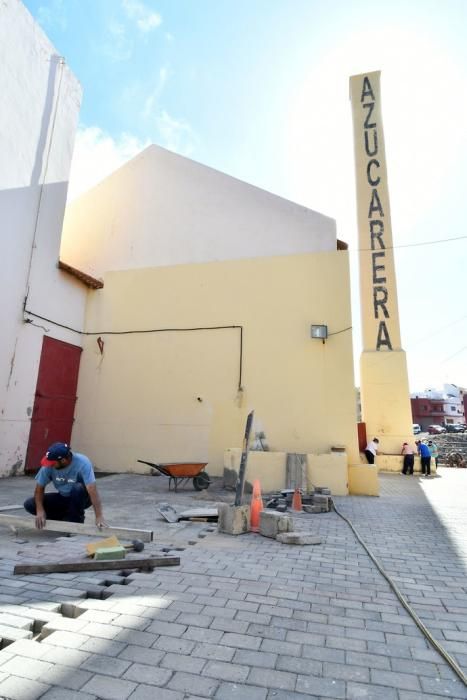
[0,514,153,542]
[14,556,179,576]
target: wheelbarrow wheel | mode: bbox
[193,472,210,491]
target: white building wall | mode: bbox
[61,145,337,278]
[0,0,85,476]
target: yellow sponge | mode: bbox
[94,546,126,561]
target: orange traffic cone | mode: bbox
[250,479,264,532]
[292,488,302,512]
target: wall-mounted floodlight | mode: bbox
[310,324,328,343]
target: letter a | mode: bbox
[368,189,384,218]
[361,76,375,102]
[376,321,393,351]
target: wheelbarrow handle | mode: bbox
[137,459,161,469]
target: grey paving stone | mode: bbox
[248,623,287,641]
[38,665,94,691]
[0,675,50,700]
[145,620,187,637]
[161,651,207,674]
[168,671,220,697]
[123,661,173,686]
[39,630,90,649]
[390,655,439,677]
[346,650,391,670]
[79,637,127,656]
[203,660,250,683]
[41,645,91,667]
[152,635,195,654]
[261,639,301,657]
[296,674,346,698]
[346,681,399,699]
[302,644,345,663]
[192,642,236,662]
[39,689,98,700]
[419,676,467,699]
[81,673,137,699]
[127,686,183,700]
[183,626,224,643]
[234,649,277,669]
[115,629,159,647]
[276,654,321,676]
[211,616,249,633]
[81,653,131,676]
[0,639,48,660]
[265,692,316,700]
[248,667,296,691]
[215,682,267,699]
[323,660,370,682]
[219,632,262,650]
[1,654,53,680]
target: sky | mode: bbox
[23,0,467,393]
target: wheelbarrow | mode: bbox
[137,460,210,492]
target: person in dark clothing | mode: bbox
[364,438,379,465]
[401,442,416,475]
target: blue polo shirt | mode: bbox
[418,443,431,458]
[35,453,95,497]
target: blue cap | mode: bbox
[41,442,71,466]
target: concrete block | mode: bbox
[276,532,322,545]
[312,494,330,506]
[217,504,250,535]
[314,486,331,495]
[303,505,325,514]
[0,624,33,642]
[259,511,293,538]
[94,546,126,560]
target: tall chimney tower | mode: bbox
[349,71,412,454]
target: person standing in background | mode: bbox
[364,437,379,465]
[428,440,439,469]
[401,442,416,475]
[416,440,432,477]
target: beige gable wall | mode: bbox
[60,145,337,279]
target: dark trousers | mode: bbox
[402,454,414,474]
[24,484,91,523]
[420,456,431,475]
[364,450,375,465]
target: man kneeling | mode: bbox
[24,442,107,529]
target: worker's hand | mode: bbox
[95,516,108,529]
[35,510,46,529]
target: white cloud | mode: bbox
[142,66,169,118]
[122,0,162,33]
[155,110,197,156]
[101,20,133,62]
[67,126,150,200]
[38,0,67,31]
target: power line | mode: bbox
[350,234,466,253]
[407,315,467,348]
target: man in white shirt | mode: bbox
[364,438,379,465]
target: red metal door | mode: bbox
[25,337,82,472]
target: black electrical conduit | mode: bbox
[331,501,467,686]
[23,308,243,391]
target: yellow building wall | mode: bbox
[72,252,361,476]
[224,449,349,496]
